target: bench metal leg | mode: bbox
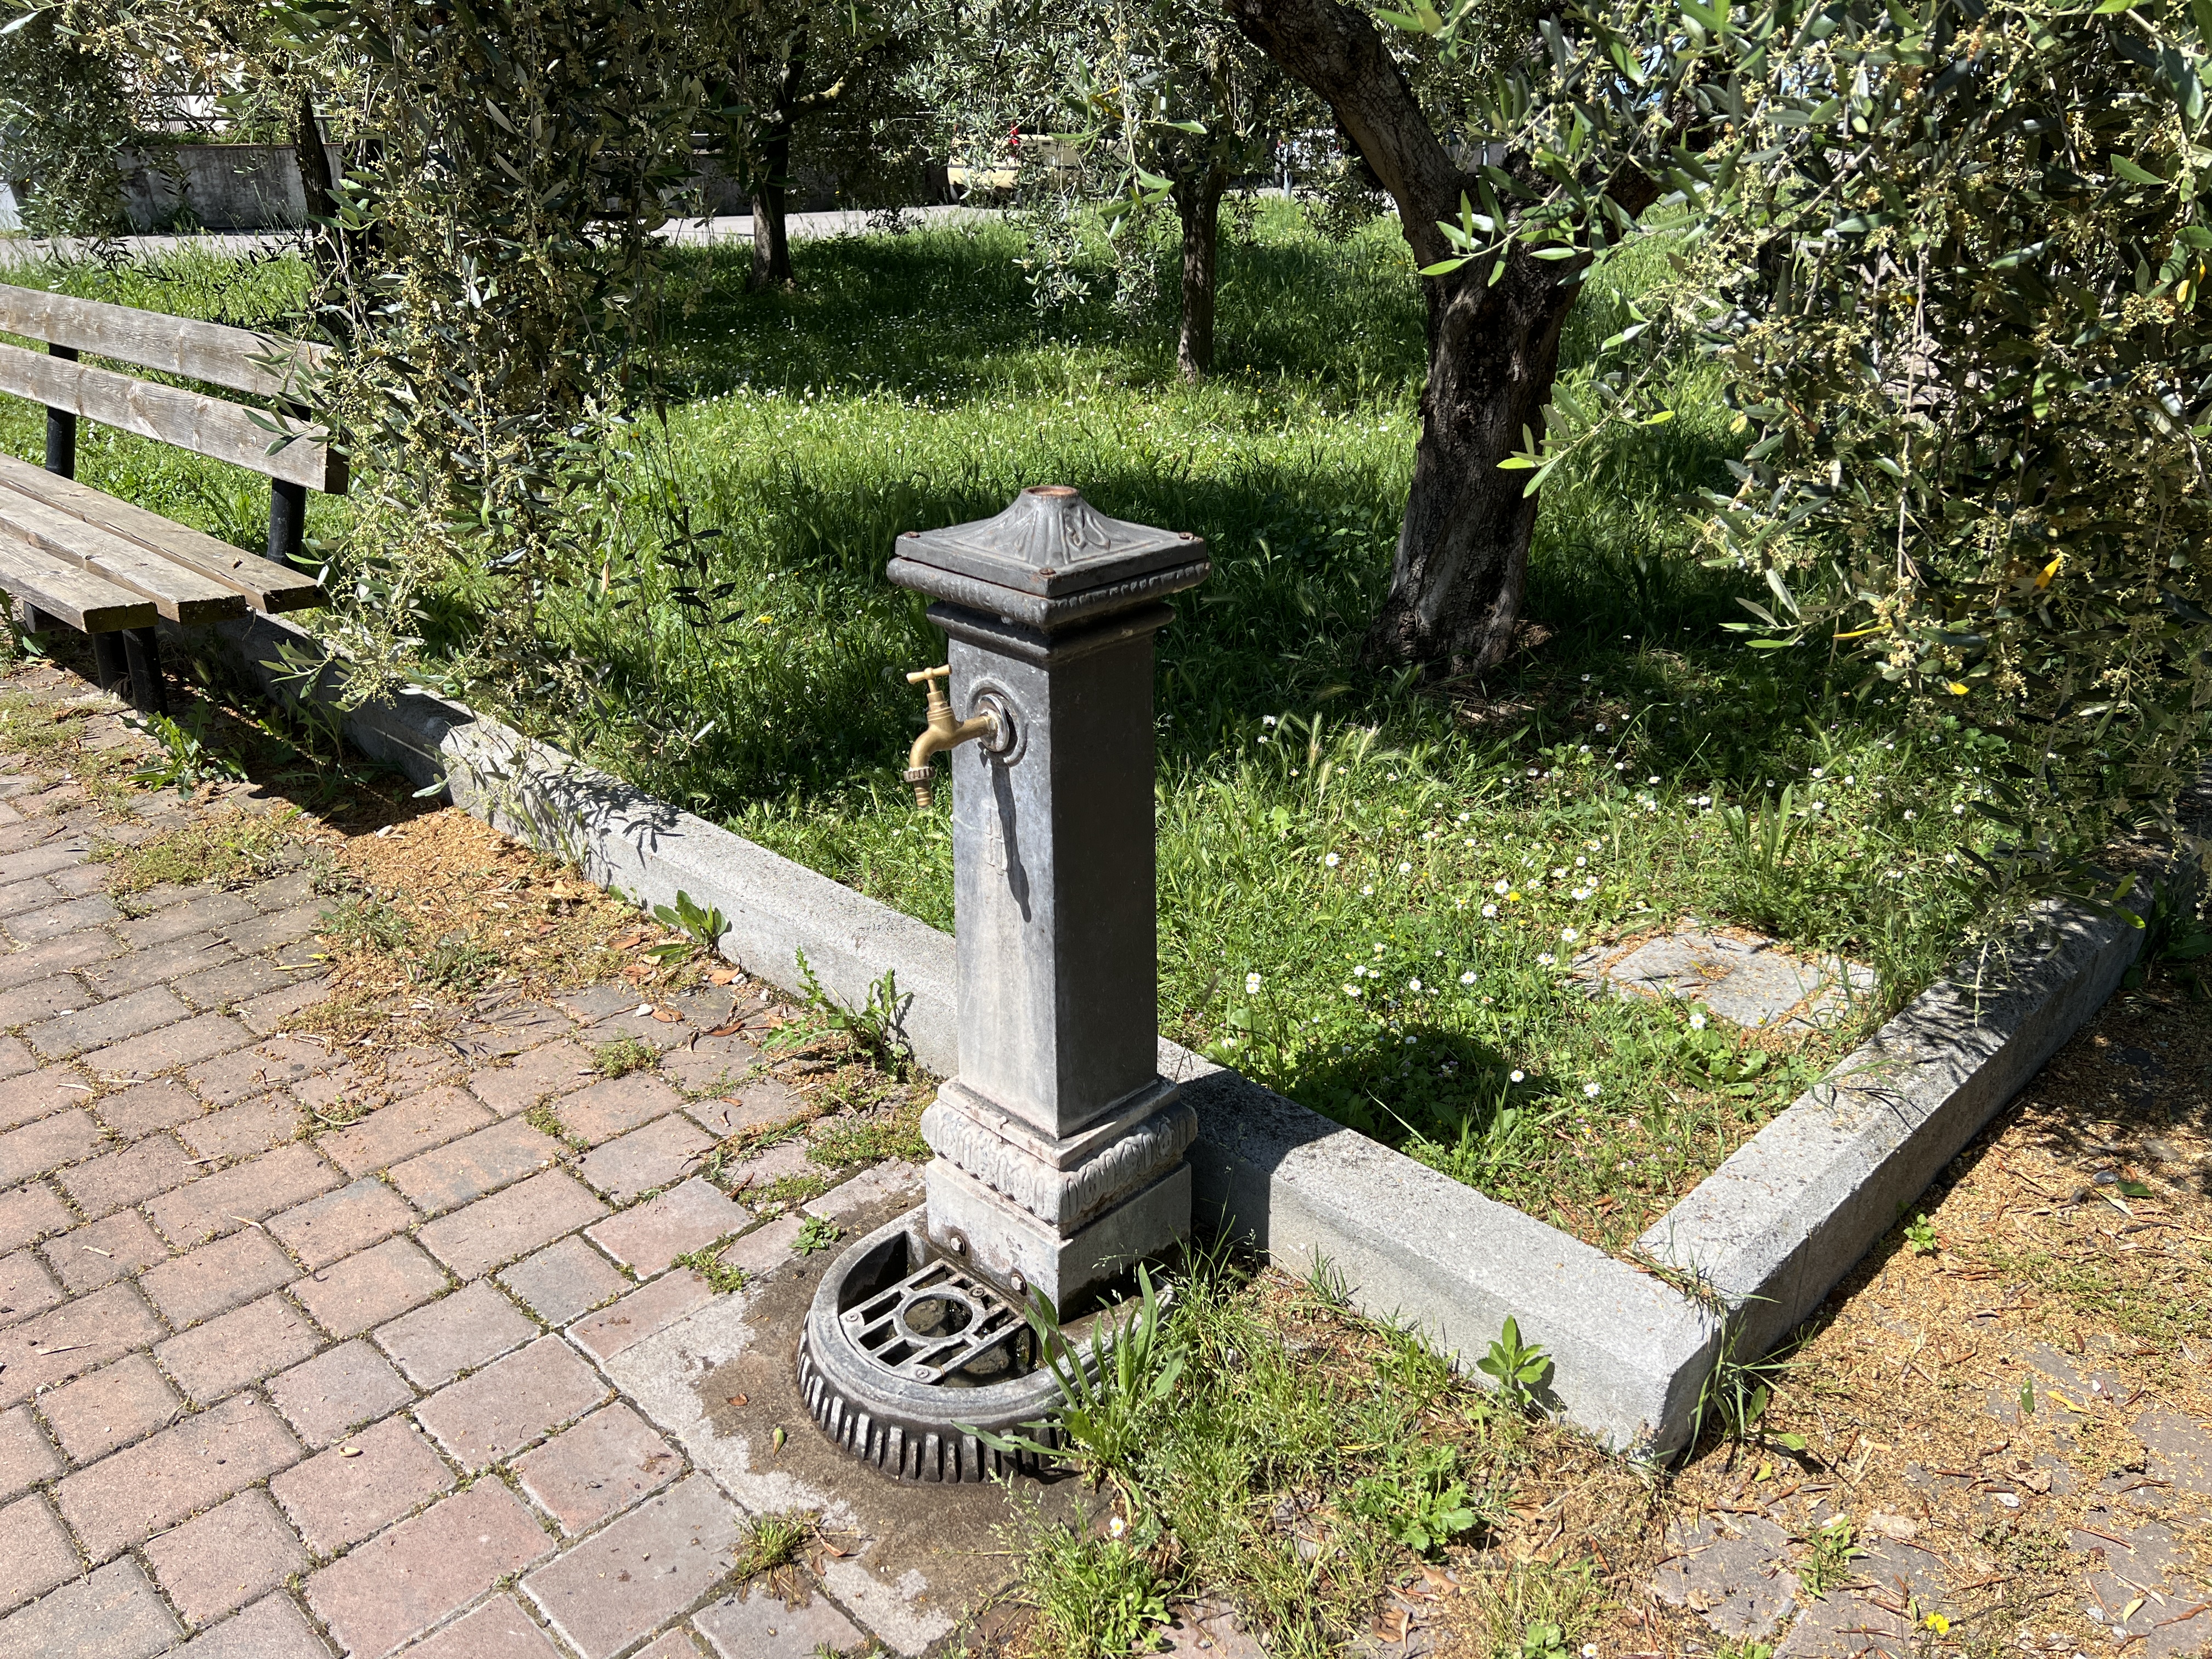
[44,345,77,480]
[92,632,130,697]
[122,628,166,715]
[270,479,307,567]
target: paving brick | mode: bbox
[0,840,91,885]
[0,933,121,1001]
[513,1402,682,1534]
[267,1177,416,1271]
[0,1248,60,1329]
[38,1352,178,1465]
[417,1169,607,1279]
[221,905,323,953]
[803,1159,923,1227]
[577,1113,714,1204]
[147,1142,340,1246]
[115,891,256,952]
[143,1489,309,1627]
[156,1293,321,1405]
[172,955,291,1011]
[0,1105,101,1187]
[0,1406,59,1501]
[290,1237,448,1340]
[272,1412,455,1557]
[0,1283,165,1408]
[269,1339,413,1449]
[320,1088,494,1178]
[304,1479,551,1657]
[586,1177,747,1277]
[375,1280,535,1388]
[177,1093,304,1161]
[26,986,190,1060]
[0,1183,67,1252]
[7,894,120,944]
[557,1073,686,1147]
[0,1558,180,1659]
[0,1493,76,1615]
[658,1032,763,1096]
[578,1007,694,1052]
[43,1209,166,1293]
[184,1037,337,1109]
[630,1632,700,1659]
[414,1336,605,1472]
[46,864,105,900]
[0,974,89,1031]
[54,1393,300,1562]
[88,1078,198,1138]
[522,1475,744,1659]
[707,1211,804,1281]
[54,1132,194,1220]
[388,1118,563,1216]
[174,1593,333,1659]
[141,1227,295,1327]
[83,1012,253,1084]
[82,933,235,999]
[496,1235,625,1326]
[397,1594,564,1659]
[0,877,58,918]
[693,1584,866,1659]
[466,1042,596,1116]
[234,979,333,1037]
[568,1271,715,1365]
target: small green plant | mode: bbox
[409,930,500,991]
[524,1104,587,1153]
[318,894,414,955]
[1903,1214,1939,1256]
[792,1215,842,1256]
[970,1264,1183,1497]
[127,708,247,795]
[1797,1516,1864,1596]
[1475,1316,1554,1414]
[673,1244,748,1295]
[591,1036,658,1078]
[1690,1319,1804,1453]
[2121,884,2212,996]
[731,1508,816,1580]
[1516,1620,1572,1659]
[1018,1522,1171,1659]
[791,948,911,1068]
[1351,1443,1487,1555]
[649,890,729,963]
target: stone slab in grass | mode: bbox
[1573,924,1876,1032]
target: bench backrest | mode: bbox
[0,284,345,495]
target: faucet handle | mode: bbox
[906,665,950,688]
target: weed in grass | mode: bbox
[731,1508,817,1582]
[92,806,302,895]
[318,894,414,955]
[650,889,727,960]
[1014,1519,1171,1659]
[1689,1321,1803,1456]
[806,1103,928,1169]
[791,1215,842,1256]
[409,930,501,992]
[786,950,911,1070]
[672,1244,748,1295]
[749,1171,833,1214]
[126,708,245,794]
[1904,1214,1939,1256]
[1348,1443,1489,1555]
[524,1105,587,1154]
[1474,1316,1554,1416]
[1797,1516,1864,1595]
[591,1036,659,1079]
[1476,1559,1605,1659]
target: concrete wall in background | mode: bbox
[118,145,338,233]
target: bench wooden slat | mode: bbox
[0,538,157,634]
[0,283,326,401]
[0,343,345,493]
[0,454,325,614]
[0,489,247,625]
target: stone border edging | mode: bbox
[174,611,2169,1457]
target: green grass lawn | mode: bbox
[0,207,2004,1251]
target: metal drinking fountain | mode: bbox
[797,486,1210,1481]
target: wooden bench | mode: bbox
[0,283,337,713]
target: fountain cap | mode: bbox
[888,486,1209,632]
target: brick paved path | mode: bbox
[0,665,937,1658]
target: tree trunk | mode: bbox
[1173,171,1226,382]
[749,126,793,290]
[1373,255,1580,672]
[289,87,340,280]
[1228,0,1654,675]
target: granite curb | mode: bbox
[173,611,2188,1457]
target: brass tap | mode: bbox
[903,666,999,808]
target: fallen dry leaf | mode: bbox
[1372,1605,1413,1643]
[651,1007,679,1023]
